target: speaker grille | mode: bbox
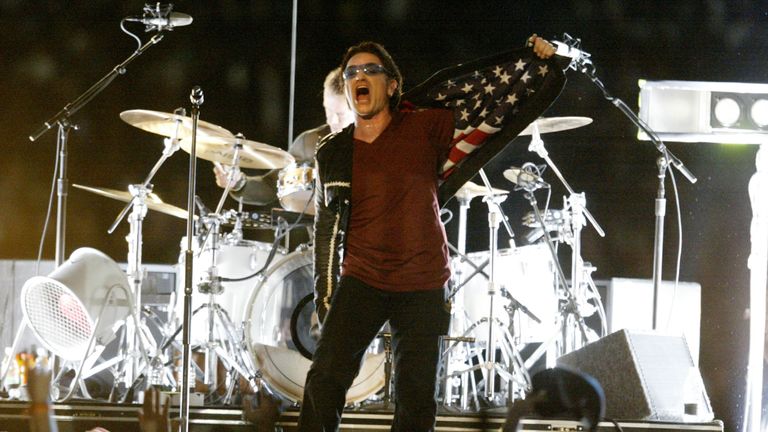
[21,277,93,361]
[557,329,710,421]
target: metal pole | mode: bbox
[54,124,71,266]
[651,156,668,330]
[180,86,204,432]
[287,0,298,146]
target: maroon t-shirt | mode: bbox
[340,109,455,292]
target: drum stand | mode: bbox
[447,170,531,406]
[192,214,261,403]
[441,189,479,410]
[527,123,607,355]
[169,139,264,403]
[86,117,188,401]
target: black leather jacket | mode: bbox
[312,49,567,321]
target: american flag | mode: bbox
[402,47,565,201]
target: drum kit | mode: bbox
[58,107,607,411]
[439,116,609,409]
[62,107,385,406]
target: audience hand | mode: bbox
[27,359,58,432]
[139,387,171,432]
[242,383,283,431]
[26,357,51,404]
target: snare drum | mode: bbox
[277,163,315,215]
[243,247,385,404]
[175,236,282,344]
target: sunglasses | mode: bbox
[342,63,391,80]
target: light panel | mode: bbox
[638,80,768,144]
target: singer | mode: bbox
[298,36,558,432]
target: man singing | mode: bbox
[300,36,559,431]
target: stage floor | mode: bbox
[0,400,725,432]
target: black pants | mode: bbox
[297,275,451,432]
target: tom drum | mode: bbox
[175,236,280,344]
[277,163,316,216]
[453,243,557,344]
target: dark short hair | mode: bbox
[340,41,403,110]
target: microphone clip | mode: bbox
[553,33,594,74]
[516,163,550,193]
[125,3,189,32]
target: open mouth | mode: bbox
[356,86,369,97]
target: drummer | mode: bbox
[213,67,354,206]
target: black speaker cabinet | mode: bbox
[556,329,713,421]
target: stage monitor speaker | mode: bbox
[556,329,713,422]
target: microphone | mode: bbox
[503,163,549,192]
[125,4,192,31]
[552,33,592,72]
[124,13,193,28]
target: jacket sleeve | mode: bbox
[311,154,342,323]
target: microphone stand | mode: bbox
[510,173,591,369]
[28,31,166,266]
[180,86,204,432]
[556,34,697,329]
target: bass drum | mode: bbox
[243,247,385,404]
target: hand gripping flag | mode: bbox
[401,47,568,206]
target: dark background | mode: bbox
[1,2,766,430]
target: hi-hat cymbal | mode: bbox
[73,184,191,220]
[120,109,234,141]
[455,181,508,201]
[179,136,295,170]
[518,116,592,136]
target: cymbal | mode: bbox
[455,181,508,201]
[120,109,234,142]
[179,136,295,169]
[518,116,592,136]
[73,184,191,220]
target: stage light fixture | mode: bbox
[638,80,768,144]
[20,247,133,362]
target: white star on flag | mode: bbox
[418,50,554,178]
